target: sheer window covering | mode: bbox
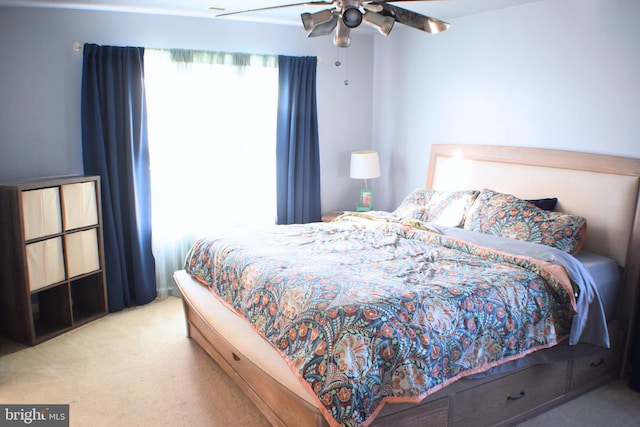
[144,49,279,298]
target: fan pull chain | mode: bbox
[344,48,350,86]
[334,47,350,86]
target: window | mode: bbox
[144,48,279,296]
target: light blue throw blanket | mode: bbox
[432,224,610,348]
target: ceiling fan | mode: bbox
[215,0,451,47]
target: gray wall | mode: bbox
[0,7,374,212]
[2,1,640,214]
[372,0,640,210]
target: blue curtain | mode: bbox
[276,56,322,224]
[81,44,157,312]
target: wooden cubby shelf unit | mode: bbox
[0,175,108,345]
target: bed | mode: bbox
[174,144,640,427]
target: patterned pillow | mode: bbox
[393,189,480,227]
[464,189,587,254]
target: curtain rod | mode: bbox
[72,41,322,63]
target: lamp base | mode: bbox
[356,187,373,212]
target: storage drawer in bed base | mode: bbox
[453,361,568,427]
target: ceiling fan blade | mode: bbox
[216,1,333,17]
[306,14,338,37]
[363,3,383,13]
[379,0,446,2]
[363,0,443,10]
[369,1,450,34]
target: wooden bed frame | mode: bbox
[174,144,640,426]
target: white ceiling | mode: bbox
[0,0,540,26]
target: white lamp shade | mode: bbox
[350,151,381,179]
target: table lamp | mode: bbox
[350,151,381,211]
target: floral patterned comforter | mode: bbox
[184,214,577,427]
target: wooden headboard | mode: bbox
[426,144,640,325]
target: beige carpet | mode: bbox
[518,376,640,427]
[0,297,269,427]
[1,297,638,427]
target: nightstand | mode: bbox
[321,210,345,222]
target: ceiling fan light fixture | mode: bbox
[301,9,335,32]
[341,6,362,28]
[333,19,351,47]
[363,11,394,36]
[306,15,338,37]
[217,0,451,47]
